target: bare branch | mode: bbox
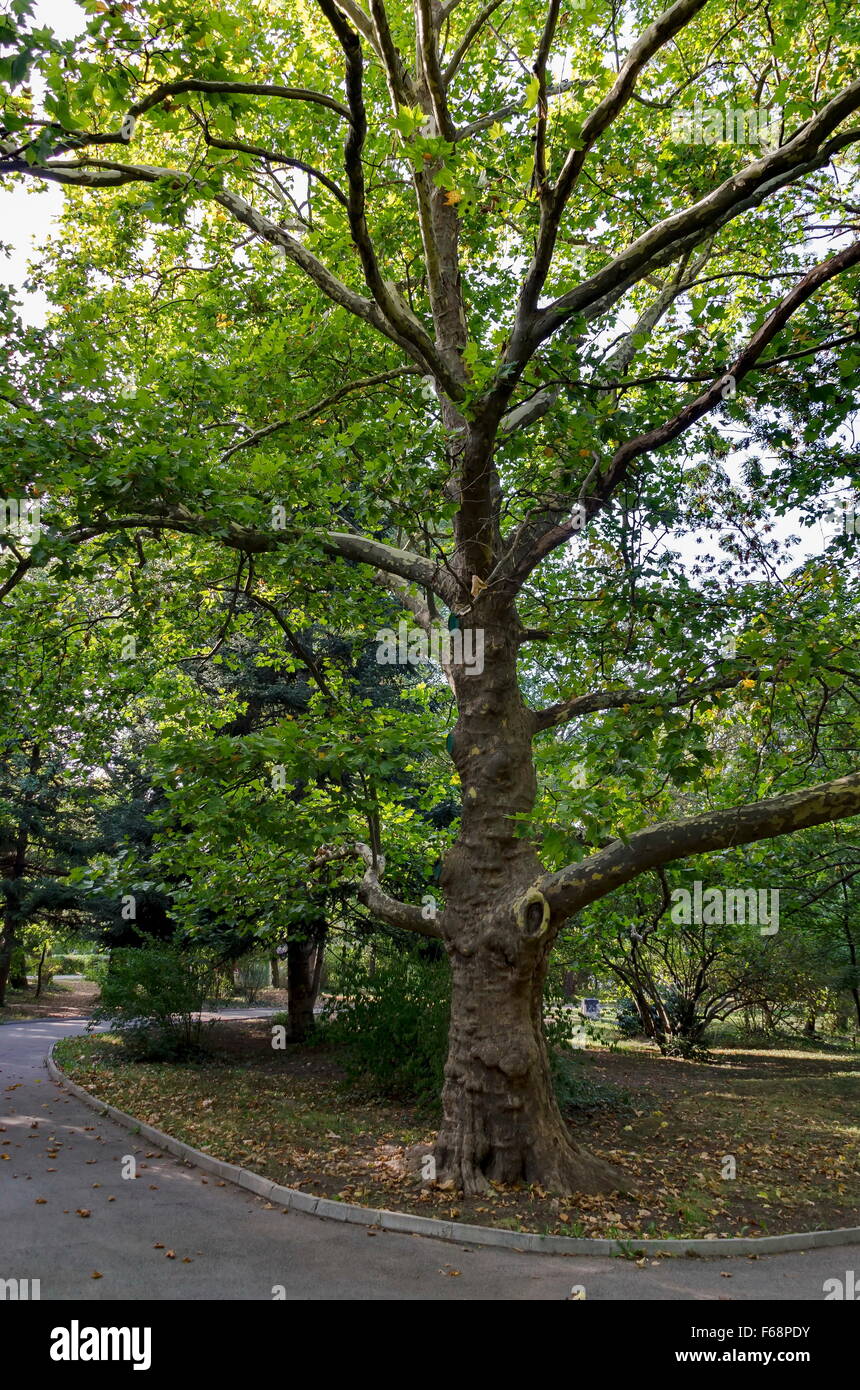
[220,368,417,461]
[194,124,349,207]
[456,78,580,140]
[533,667,762,733]
[500,235,860,588]
[128,78,351,124]
[356,842,442,936]
[416,0,457,141]
[443,0,505,84]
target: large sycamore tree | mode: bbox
[2,0,860,1193]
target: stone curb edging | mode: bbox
[46,1045,860,1259]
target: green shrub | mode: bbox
[322,947,450,1105]
[54,953,104,978]
[233,954,270,1003]
[9,947,29,988]
[89,944,219,1061]
[551,1050,632,1114]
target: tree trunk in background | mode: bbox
[0,745,38,1007]
[841,913,860,1027]
[287,919,327,1042]
[35,942,48,998]
[0,922,15,1007]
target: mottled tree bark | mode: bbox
[433,614,623,1194]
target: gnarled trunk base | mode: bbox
[433,943,625,1197]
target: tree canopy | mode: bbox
[1,0,859,1193]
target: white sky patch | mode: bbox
[0,0,85,324]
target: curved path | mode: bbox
[1,1016,854,1301]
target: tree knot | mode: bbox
[513,886,550,938]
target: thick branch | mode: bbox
[533,0,561,196]
[501,235,860,587]
[537,771,860,918]
[369,0,416,107]
[17,508,460,606]
[316,0,465,397]
[356,843,442,936]
[516,0,710,323]
[416,0,456,141]
[337,0,385,56]
[522,84,860,356]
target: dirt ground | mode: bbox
[56,1019,860,1241]
[0,979,100,1021]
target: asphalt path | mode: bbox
[1,1015,855,1301]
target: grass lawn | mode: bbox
[54,1020,860,1242]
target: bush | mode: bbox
[233,954,271,1003]
[9,947,29,988]
[55,953,103,977]
[615,995,649,1037]
[614,989,703,1040]
[551,1050,632,1114]
[322,947,450,1105]
[89,944,219,1060]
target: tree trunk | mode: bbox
[0,926,14,1007]
[270,952,280,990]
[433,615,624,1196]
[0,745,37,1007]
[840,912,860,1027]
[35,942,48,998]
[435,938,621,1193]
[287,919,327,1042]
